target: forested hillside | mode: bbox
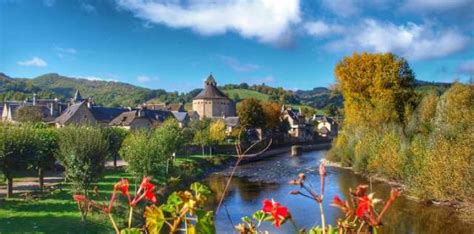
[1,73,451,113]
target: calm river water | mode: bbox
[204,150,473,234]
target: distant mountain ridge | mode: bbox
[0,73,451,111]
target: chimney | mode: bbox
[50,102,54,116]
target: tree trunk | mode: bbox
[201,145,205,156]
[209,146,213,156]
[114,154,117,168]
[38,168,44,193]
[7,177,13,198]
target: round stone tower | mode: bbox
[192,74,236,119]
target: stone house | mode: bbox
[281,106,313,141]
[109,108,175,130]
[1,94,67,123]
[192,74,236,119]
[313,115,338,138]
[53,100,126,127]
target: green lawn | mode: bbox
[0,155,230,233]
[0,170,134,233]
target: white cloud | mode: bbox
[239,75,275,85]
[402,0,474,11]
[55,47,77,54]
[43,0,55,7]
[80,3,96,13]
[115,0,301,43]
[137,75,160,83]
[325,19,470,60]
[457,60,474,75]
[17,57,48,67]
[137,75,152,83]
[78,76,118,82]
[219,55,261,72]
[304,21,344,37]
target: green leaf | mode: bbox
[120,228,142,234]
[241,216,252,224]
[190,182,211,195]
[252,210,268,222]
[144,205,165,234]
[163,192,183,213]
[309,226,322,234]
[196,210,216,234]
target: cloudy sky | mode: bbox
[1,0,473,91]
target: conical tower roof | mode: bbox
[193,74,228,100]
[73,89,83,102]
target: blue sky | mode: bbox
[1,0,473,92]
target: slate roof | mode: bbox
[224,116,240,127]
[110,109,175,127]
[90,106,127,123]
[53,102,86,125]
[171,111,188,123]
[193,75,229,100]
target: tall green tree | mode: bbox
[31,127,58,193]
[0,124,34,198]
[237,98,265,129]
[103,127,128,168]
[191,119,211,156]
[154,119,185,174]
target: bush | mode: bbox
[56,126,109,196]
[0,124,35,197]
[31,127,58,192]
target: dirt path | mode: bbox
[0,161,126,197]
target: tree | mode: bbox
[154,119,185,174]
[232,93,241,102]
[0,124,34,198]
[208,120,226,156]
[262,101,283,140]
[121,119,185,179]
[334,52,415,128]
[31,127,58,193]
[237,98,265,129]
[120,130,165,179]
[56,126,108,220]
[191,119,211,156]
[16,106,44,123]
[103,127,128,168]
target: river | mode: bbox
[204,150,473,234]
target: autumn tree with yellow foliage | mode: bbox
[328,52,473,202]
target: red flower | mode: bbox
[356,196,370,218]
[356,193,381,218]
[140,177,157,203]
[333,195,344,207]
[114,178,129,196]
[262,199,289,228]
[73,195,86,203]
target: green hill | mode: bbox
[224,89,270,102]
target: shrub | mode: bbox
[102,127,128,167]
[56,125,109,217]
[31,127,58,192]
[0,124,35,198]
[120,130,165,179]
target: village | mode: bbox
[1,74,338,142]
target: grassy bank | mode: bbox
[0,154,232,233]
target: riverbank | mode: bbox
[321,158,474,224]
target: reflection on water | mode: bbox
[204,151,473,234]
